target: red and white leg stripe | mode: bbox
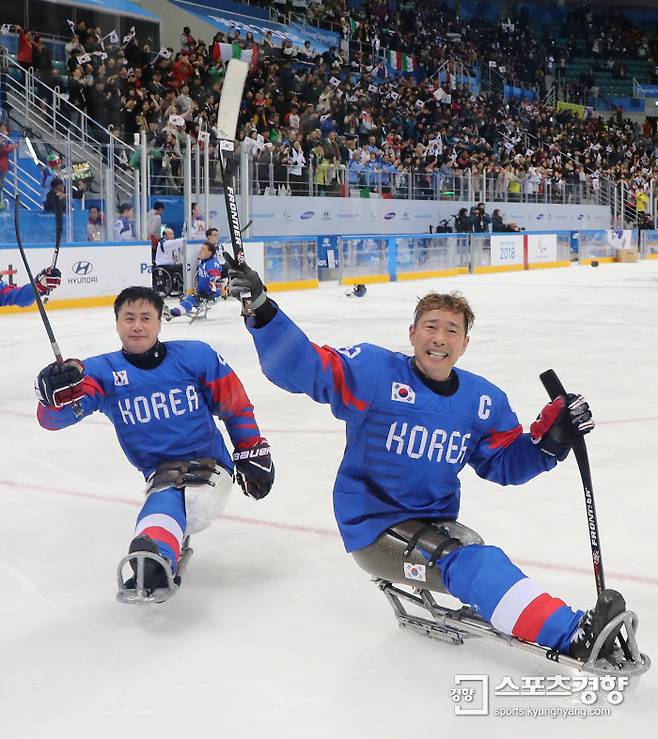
[135,513,184,562]
[491,577,567,642]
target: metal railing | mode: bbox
[1,51,135,203]
[633,78,646,98]
[246,157,615,206]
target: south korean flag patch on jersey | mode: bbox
[391,382,415,404]
[113,370,129,386]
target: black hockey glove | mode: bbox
[223,252,267,309]
[35,359,86,408]
[530,394,594,461]
[232,439,274,500]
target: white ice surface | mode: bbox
[1,261,657,738]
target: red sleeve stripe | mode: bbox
[81,375,106,397]
[203,372,256,419]
[487,423,523,449]
[311,343,368,412]
[234,436,266,451]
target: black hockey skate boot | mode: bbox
[568,589,626,662]
[124,535,172,593]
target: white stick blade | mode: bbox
[216,59,249,142]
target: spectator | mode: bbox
[180,26,196,54]
[67,66,87,131]
[43,177,65,213]
[147,202,165,240]
[87,205,105,241]
[32,35,53,78]
[39,152,63,206]
[470,206,489,233]
[454,207,472,233]
[287,140,307,195]
[113,203,135,241]
[146,201,165,257]
[188,202,208,240]
[492,209,521,232]
[16,26,34,74]
[0,124,18,207]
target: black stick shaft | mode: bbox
[218,144,253,316]
[540,369,633,660]
[539,369,606,594]
[51,196,64,270]
[14,197,64,362]
[14,196,83,418]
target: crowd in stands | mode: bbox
[4,0,658,224]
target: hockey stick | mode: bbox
[540,369,632,659]
[41,195,64,306]
[14,194,82,418]
[23,137,63,267]
[540,369,605,594]
[51,194,64,270]
[216,58,253,316]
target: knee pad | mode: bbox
[184,466,233,534]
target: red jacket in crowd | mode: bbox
[17,27,34,65]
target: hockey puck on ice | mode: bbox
[591,260,599,267]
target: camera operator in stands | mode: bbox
[454,208,473,233]
[470,204,490,233]
[492,209,522,232]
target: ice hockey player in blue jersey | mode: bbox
[0,267,61,308]
[164,241,227,320]
[34,286,274,601]
[224,255,628,665]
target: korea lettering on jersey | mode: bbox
[249,309,555,552]
[37,340,260,478]
[116,384,200,424]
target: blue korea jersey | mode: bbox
[248,306,556,552]
[197,256,223,296]
[37,340,262,477]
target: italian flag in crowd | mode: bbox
[387,50,416,72]
[219,42,259,68]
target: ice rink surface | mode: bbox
[1,260,657,738]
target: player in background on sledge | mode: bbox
[34,286,274,597]
[164,240,227,320]
[204,226,228,286]
[224,256,627,665]
[1,268,61,307]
